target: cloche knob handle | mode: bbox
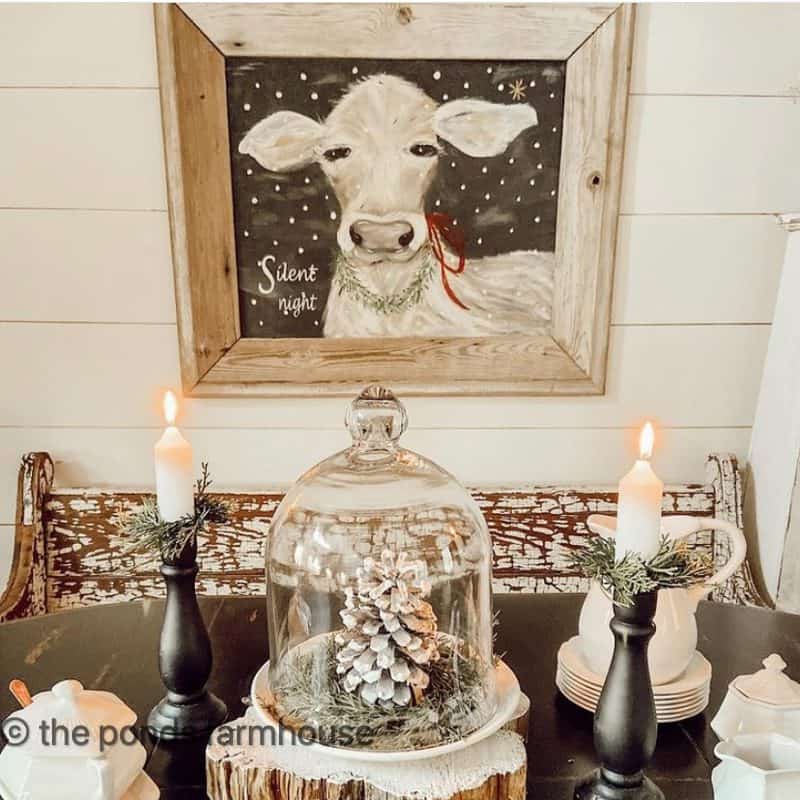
[346,385,408,449]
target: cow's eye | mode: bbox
[323,147,351,162]
[410,143,439,157]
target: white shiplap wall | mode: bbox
[1,4,799,588]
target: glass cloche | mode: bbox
[264,385,496,751]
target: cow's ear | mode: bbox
[239,111,324,172]
[434,100,538,158]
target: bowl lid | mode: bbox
[5,679,137,758]
[733,654,800,707]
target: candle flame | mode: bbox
[639,421,655,460]
[163,390,178,426]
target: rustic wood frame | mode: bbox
[155,3,635,397]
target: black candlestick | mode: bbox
[147,538,227,740]
[574,590,664,800]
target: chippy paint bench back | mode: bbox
[0,451,766,623]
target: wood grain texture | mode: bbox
[181,3,617,59]
[0,3,158,88]
[706,454,767,607]
[0,526,13,591]
[552,4,635,388]
[0,453,52,621]
[199,334,589,397]
[205,710,528,800]
[0,452,759,615]
[158,3,631,396]
[154,4,240,389]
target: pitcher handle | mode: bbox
[686,516,747,595]
[587,514,747,594]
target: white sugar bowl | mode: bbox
[712,654,800,741]
[0,680,159,800]
[713,734,800,800]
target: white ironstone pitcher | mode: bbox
[578,514,747,685]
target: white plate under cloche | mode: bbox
[250,658,523,762]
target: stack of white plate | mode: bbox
[556,636,712,723]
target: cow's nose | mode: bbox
[349,226,363,246]
[350,220,415,252]
[398,228,414,248]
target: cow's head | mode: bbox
[240,74,537,271]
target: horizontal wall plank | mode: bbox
[0,89,166,210]
[6,3,798,96]
[0,4,158,88]
[0,210,175,323]
[632,4,800,96]
[621,95,800,214]
[0,426,752,526]
[1,210,781,326]
[423,324,768,430]
[2,92,797,217]
[5,4,798,96]
[613,215,785,324]
[0,322,769,430]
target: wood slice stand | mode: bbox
[206,696,530,800]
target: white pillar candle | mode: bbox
[615,422,663,561]
[154,390,194,522]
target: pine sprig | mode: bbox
[122,463,229,561]
[570,535,714,607]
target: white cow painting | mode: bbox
[238,73,556,339]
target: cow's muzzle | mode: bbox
[349,219,415,253]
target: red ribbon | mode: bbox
[426,212,469,310]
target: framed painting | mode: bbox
[155,3,634,396]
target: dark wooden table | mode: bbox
[1,594,799,799]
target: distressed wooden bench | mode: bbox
[0,451,767,623]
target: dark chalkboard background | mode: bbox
[227,58,565,338]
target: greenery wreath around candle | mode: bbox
[122,463,229,560]
[570,535,714,607]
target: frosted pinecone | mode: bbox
[336,549,439,706]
